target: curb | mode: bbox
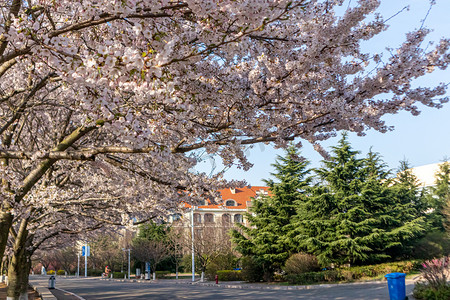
[171,278,419,291]
[30,283,57,300]
[172,279,388,291]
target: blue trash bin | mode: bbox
[385,272,406,300]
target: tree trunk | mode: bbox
[0,211,13,261]
[6,247,31,300]
[7,219,30,300]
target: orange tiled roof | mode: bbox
[186,186,270,209]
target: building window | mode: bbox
[204,213,214,223]
[193,213,201,224]
[225,200,236,206]
[222,214,231,225]
[198,200,207,206]
[234,214,243,223]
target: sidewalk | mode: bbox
[0,282,42,300]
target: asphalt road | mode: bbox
[29,276,416,300]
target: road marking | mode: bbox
[55,287,86,300]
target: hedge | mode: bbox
[216,270,243,281]
[56,270,66,276]
[413,282,450,300]
[112,272,126,278]
[88,269,104,276]
[286,260,422,284]
[155,271,171,278]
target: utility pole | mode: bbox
[191,207,195,282]
[122,248,131,279]
[128,249,131,279]
[85,241,88,277]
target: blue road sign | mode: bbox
[82,245,90,257]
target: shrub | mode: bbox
[283,253,320,275]
[216,270,243,281]
[413,282,450,300]
[420,257,449,289]
[205,252,239,280]
[413,257,450,300]
[47,270,55,275]
[155,271,171,278]
[240,256,264,282]
[88,269,103,276]
[284,260,423,285]
[56,270,66,276]
[413,231,450,259]
[112,272,126,278]
[323,270,339,282]
[340,269,354,281]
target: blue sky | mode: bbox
[196,0,450,186]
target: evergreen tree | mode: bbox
[231,146,312,278]
[386,160,428,258]
[291,135,426,266]
[428,161,450,230]
[136,221,170,242]
[292,134,369,265]
[132,221,175,272]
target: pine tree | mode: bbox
[386,160,428,258]
[292,134,370,265]
[231,146,312,278]
[428,161,450,230]
[291,135,426,266]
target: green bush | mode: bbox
[112,271,126,278]
[285,260,423,285]
[283,253,320,275]
[216,270,243,281]
[413,282,450,300]
[345,260,421,280]
[47,270,55,275]
[240,256,265,282]
[323,270,339,282]
[205,252,239,280]
[88,269,104,276]
[56,270,66,276]
[413,231,450,260]
[155,271,171,278]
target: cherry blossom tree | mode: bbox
[0,0,449,298]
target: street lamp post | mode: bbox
[122,248,131,279]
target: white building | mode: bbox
[409,162,447,188]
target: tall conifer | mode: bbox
[429,161,450,230]
[291,135,426,266]
[231,146,312,276]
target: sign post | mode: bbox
[145,262,151,280]
[82,243,90,277]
